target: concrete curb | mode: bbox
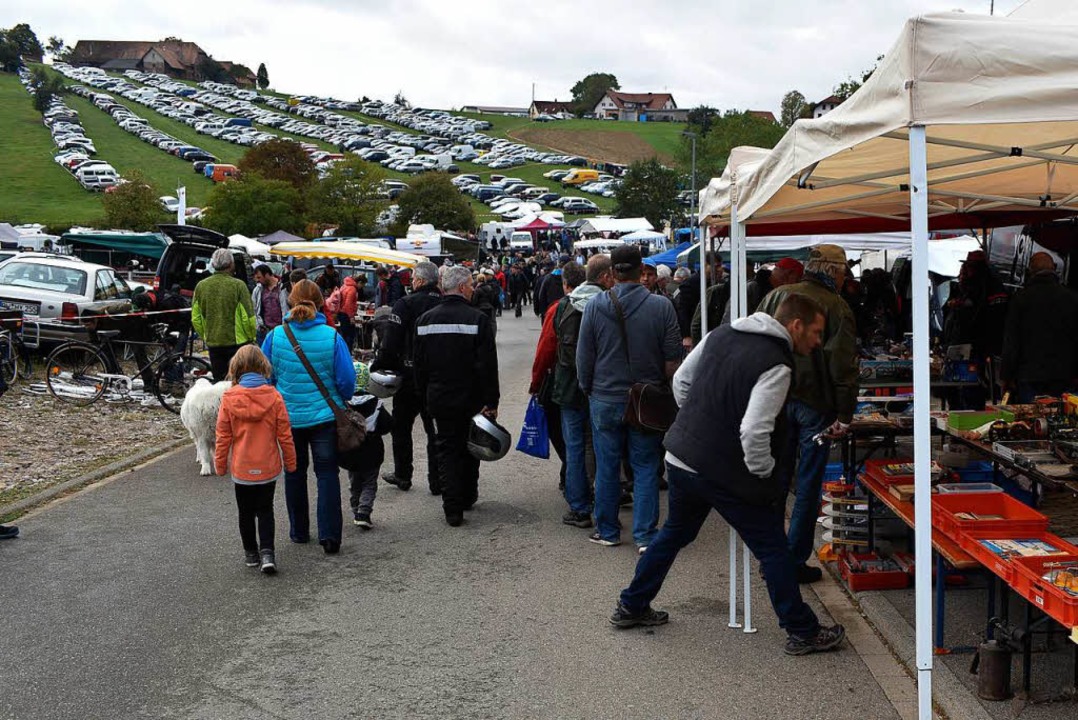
[0,438,191,519]
[857,591,994,720]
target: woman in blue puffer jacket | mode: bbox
[262,279,357,554]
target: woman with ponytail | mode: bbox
[262,280,357,554]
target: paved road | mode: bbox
[0,310,905,720]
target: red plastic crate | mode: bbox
[1011,556,1078,628]
[839,552,910,592]
[957,531,1078,585]
[931,492,1048,538]
[862,458,915,485]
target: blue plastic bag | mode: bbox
[516,396,550,459]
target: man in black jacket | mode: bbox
[534,260,567,317]
[414,265,500,526]
[508,263,529,317]
[1002,252,1078,402]
[373,261,442,493]
[609,294,847,657]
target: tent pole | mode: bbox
[908,125,934,720]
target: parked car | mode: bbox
[155,225,249,296]
[0,254,134,325]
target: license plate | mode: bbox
[0,300,39,315]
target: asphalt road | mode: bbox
[0,309,905,720]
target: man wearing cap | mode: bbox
[577,245,684,552]
[1002,252,1078,403]
[757,244,858,583]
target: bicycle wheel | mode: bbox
[153,354,213,413]
[45,342,110,406]
[0,335,17,385]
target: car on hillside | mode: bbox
[160,196,180,213]
[561,198,599,214]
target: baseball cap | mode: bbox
[610,244,643,272]
[809,244,846,266]
[775,257,804,274]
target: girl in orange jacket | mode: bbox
[215,345,298,574]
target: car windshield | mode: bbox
[0,262,88,295]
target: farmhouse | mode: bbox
[529,100,573,118]
[68,39,256,86]
[593,90,687,122]
[812,94,843,118]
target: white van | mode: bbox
[510,232,534,251]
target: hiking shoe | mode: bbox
[244,551,260,568]
[320,539,340,555]
[562,511,593,528]
[382,472,412,491]
[259,550,277,574]
[588,532,620,547]
[609,602,669,629]
[353,513,372,530]
[0,524,19,540]
[784,624,846,656]
[796,564,823,584]
[445,511,464,527]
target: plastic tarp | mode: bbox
[229,235,273,259]
[61,231,169,259]
[259,230,306,246]
[271,241,421,267]
[620,229,667,243]
[0,223,22,246]
[579,217,654,235]
[644,242,692,267]
[703,12,1078,234]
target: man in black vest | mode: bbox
[609,293,847,657]
[373,261,442,493]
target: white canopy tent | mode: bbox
[702,10,1078,718]
[579,217,654,236]
[228,234,273,259]
[619,229,667,243]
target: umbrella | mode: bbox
[272,241,421,267]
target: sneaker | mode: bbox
[353,513,372,530]
[796,564,823,584]
[784,624,847,656]
[259,550,277,574]
[382,472,412,491]
[320,539,340,555]
[609,602,669,629]
[0,524,19,540]
[244,551,260,568]
[637,545,648,556]
[588,532,620,547]
[445,511,464,527]
[562,511,593,528]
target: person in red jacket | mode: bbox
[215,345,298,574]
[337,275,360,351]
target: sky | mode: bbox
[5,0,1029,113]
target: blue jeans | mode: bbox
[784,399,832,566]
[560,403,592,514]
[620,464,820,638]
[590,397,661,546]
[285,422,342,545]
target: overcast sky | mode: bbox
[5,0,1028,112]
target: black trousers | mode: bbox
[542,399,567,487]
[432,414,480,515]
[209,344,245,383]
[390,374,437,490]
[235,481,276,552]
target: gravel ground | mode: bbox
[0,377,186,505]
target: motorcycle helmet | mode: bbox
[368,370,403,398]
[467,413,511,462]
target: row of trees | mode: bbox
[103,139,477,238]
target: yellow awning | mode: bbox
[271,242,421,267]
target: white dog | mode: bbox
[180,378,232,476]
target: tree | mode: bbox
[676,110,787,184]
[311,157,387,236]
[29,66,65,113]
[779,90,807,128]
[833,54,885,101]
[613,159,681,229]
[101,172,163,231]
[237,138,317,193]
[686,105,719,134]
[6,24,43,62]
[0,32,22,72]
[46,36,69,61]
[256,62,269,90]
[391,173,475,236]
[570,72,619,116]
[203,174,304,237]
[393,91,410,109]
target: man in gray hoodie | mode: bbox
[577,245,684,552]
[609,294,847,657]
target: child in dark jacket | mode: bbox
[340,362,393,529]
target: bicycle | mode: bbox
[0,311,35,386]
[44,316,211,413]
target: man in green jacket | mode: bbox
[192,248,257,381]
[756,244,858,583]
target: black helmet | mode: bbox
[368,370,403,398]
[467,413,511,461]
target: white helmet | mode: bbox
[368,370,403,398]
[468,413,511,462]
